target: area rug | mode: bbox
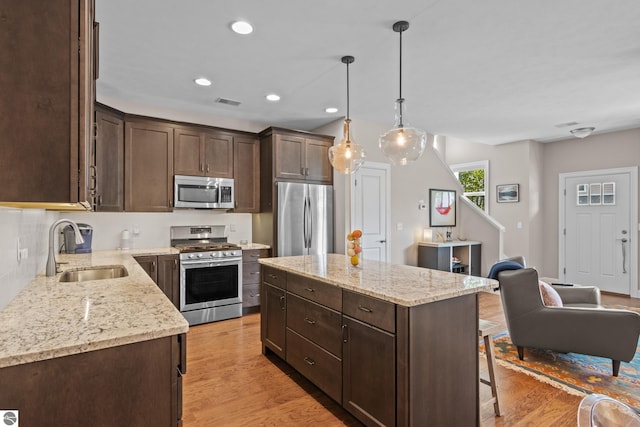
[480,310,640,411]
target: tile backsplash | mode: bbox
[0,207,54,309]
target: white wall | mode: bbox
[0,207,55,309]
[445,137,545,269]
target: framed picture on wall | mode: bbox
[429,189,456,227]
[497,184,519,203]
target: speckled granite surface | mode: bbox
[259,254,495,307]
[0,248,188,369]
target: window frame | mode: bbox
[450,160,489,214]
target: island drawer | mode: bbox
[343,290,396,333]
[286,329,342,403]
[286,293,342,357]
[287,273,342,311]
[261,266,286,289]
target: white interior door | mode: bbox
[561,168,637,295]
[352,162,390,263]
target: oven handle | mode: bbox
[180,258,242,267]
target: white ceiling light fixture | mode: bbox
[328,55,366,175]
[570,127,595,138]
[194,77,212,86]
[325,107,338,114]
[379,21,427,166]
[231,20,253,35]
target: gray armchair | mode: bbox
[498,268,640,376]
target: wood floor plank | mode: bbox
[182,290,638,426]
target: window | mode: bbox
[450,161,489,213]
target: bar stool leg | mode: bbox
[484,333,502,416]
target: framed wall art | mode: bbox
[429,189,456,227]
[496,184,519,203]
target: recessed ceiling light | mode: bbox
[231,21,253,35]
[266,94,280,102]
[194,77,212,86]
[325,107,338,113]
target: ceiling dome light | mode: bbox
[570,127,595,138]
[231,21,253,35]
[266,93,280,102]
[325,107,338,114]
[379,21,427,166]
[328,56,366,175]
[194,77,212,86]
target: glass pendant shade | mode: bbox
[328,55,366,174]
[379,98,426,165]
[379,20,427,166]
[329,119,365,174]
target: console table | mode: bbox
[418,241,482,276]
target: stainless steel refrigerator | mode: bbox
[276,182,333,256]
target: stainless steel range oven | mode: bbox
[171,225,242,325]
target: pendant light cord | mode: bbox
[346,60,350,120]
[399,28,403,103]
[392,21,409,127]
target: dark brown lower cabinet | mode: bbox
[135,254,179,309]
[261,282,286,359]
[342,316,396,426]
[0,334,186,427]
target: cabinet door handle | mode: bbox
[305,287,315,293]
[300,167,305,176]
[151,261,156,273]
[304,317,316,325]
[206,164,210,173]
[200,163,204,172]
[250,272,260,276]
[250,293,260,298]
[250,254,261,258]
[279,295,285,310]
[342,324,348,343]
[358,305,373,313]
[268,273,278,279]
[303,356,315,366]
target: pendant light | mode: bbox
[379,21,427,166]
[328,55,366,174]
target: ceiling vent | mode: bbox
[554,121,579,128]
[215,97,241,107]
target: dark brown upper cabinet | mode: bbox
[93,104,124,211]
[124,118,174,212]
[174,126,233,178]
[260,127,334,185]
[0,0,97,209]
[233,136,260,213]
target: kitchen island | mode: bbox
[0,249,189,426]
[259,254,495,427]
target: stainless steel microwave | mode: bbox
[174,175,234,209]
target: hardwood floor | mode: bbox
[182,292,640,426]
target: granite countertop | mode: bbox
[236,242,271,251]
[259,254,495,307]
[0,248,189,369]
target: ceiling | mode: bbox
[95,0,640,145]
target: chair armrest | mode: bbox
[552,285,601,305]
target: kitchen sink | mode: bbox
[58,265,129,282]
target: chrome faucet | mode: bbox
[46,219,85,276]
